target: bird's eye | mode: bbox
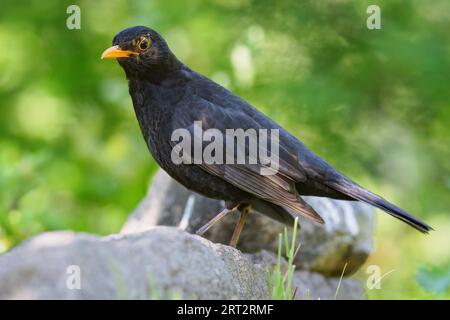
[138,37,150,51]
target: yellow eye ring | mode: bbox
[138,37,150,51]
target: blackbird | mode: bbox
[102,26,432,247]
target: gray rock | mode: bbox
[0,227,365,299]
[122,170,223,234]
[122,170,375,276]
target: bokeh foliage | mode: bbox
[0,0,449,299]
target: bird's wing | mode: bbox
[200,161,324,223]
[169,93,324,223]
[167,72,431,232]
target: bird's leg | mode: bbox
[196,201,241,236]
[195,207,233,236]
[229,203,251,248]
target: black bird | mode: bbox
[102,26,432,246]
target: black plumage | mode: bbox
[102,26,432,244]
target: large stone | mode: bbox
[0,227,364,299]
[122,170,375,276]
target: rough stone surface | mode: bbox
[0,227,364,300]
[122,170,375,275]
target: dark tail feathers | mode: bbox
[326,179,433,234]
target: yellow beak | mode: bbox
[101,45,138,59]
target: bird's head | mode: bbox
[101,26,180,81]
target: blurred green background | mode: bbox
[0,0,449,299]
